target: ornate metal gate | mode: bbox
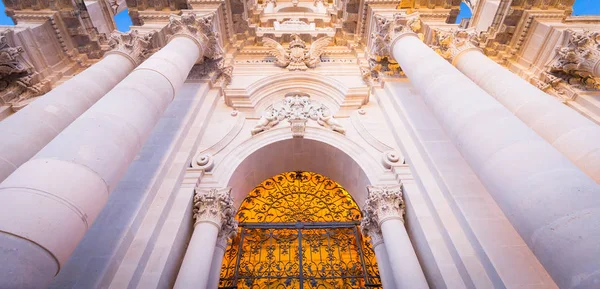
[218,172,382,289]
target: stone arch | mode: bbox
[210,126,385,209]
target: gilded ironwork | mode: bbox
[219,171,381,289]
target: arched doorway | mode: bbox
[218,171,381,288]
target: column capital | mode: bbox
[167,13,224,60]
[362,185,405,227]
[193,187,236,229]
[216,212,238,250]
[360,215,384,248]
[431,28,482,65]
[105,30,156,66]
[547,29,600,89]
[371,14,423,59]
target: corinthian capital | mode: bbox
[0,30,31,80]
[431,29,481,64]
[370,14,422,58]
[167,13,224,60]
[106,30,156,66]
[547,30,600,90]
[362,185,405,226]
[193,187,236,230]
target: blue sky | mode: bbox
[0,0,598,29]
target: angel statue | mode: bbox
[263,34,332,71]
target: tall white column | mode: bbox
[360,220,396,289]
[374,14,600,289]
[436,29,600,183]
[362,185,429,289]
[206,233,233,289]
[0,30,153,183]
[174,187,237,289]
[0,13,221,289]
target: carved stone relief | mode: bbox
[362,185,405,227]
[262,34,332,71]
[167,13,224,61]
[251,93,346,136]
[106,30,157,66]
[431,28,482,62]
[547,30,600,90]
[193,187,238,234]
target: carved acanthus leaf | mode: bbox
[370,14,422,58]
[167,13,224,60]
[362,185,405,227]
[431,28,481,62]
[107,30,156,65]
[252,93,346,136]
[0,30,30,81]
[193,187,237,231]
[547,30,600,91]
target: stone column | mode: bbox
[434,29,600,183]
[362,185,429,289]
[375,14,600,289]
[206,216,237,289]
[174,187,237,289]
[0,13,221,289]
[360,220,396,289]
[0,30,154,183]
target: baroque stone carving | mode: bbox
[360,209,384,247]
[362,185,405,226]
[167,13,224,60]
[106,30,156,65]
[371,14,422,58]
[547,30,600,90]
[193,187,237,230]
[193,153,214,171]
[263,34,332,71]
[431,29,481,62]
[381,150,403,169]
[0,30,29,81]
[187,58,233,86]
[251,93,346,136]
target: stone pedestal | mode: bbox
[0,14,217,289]
[174,187,237,289]
[0,30,154,183]
[382,18,600,289]
[362,185,429,289]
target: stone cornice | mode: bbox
[105,30,157,66]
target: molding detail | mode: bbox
[251,93,346,136]
[362,185,405,226]
[106,30,156,66]
[547,30,600,90]
[167,13,224,60]
[193,187,237,230]
[431,29,482,64]
[262,34,332,71]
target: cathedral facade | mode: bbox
[0,0,599,288]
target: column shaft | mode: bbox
[391,33,600,289]
[174,223,219,289]
[381,219,429,289]
[371,241,396,289]
[206,244,226,289]
[0,36,200,289]
[0,54,135,183]
[455,49,600,183]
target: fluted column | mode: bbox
[434,29,600,183]
[174,187,237,289]
[0,13,221,289]
[362,185,429,289]
[360,219,396,289]
[0,30,154,183]
[376,14,600,289]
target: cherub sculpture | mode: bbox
[263,34,332,71]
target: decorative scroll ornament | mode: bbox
[251,93,346,136]
[381,150,403,169]
[263,34,332,71]
[362,185,405,227]
[431,29,481,63]
[193,153,214,171]
[547,30,600,90]
[106,30,156,65]
[167,13,224,60]
[193,187,237,229]
[371,14,423,58]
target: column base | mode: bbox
[0,232,58,289]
